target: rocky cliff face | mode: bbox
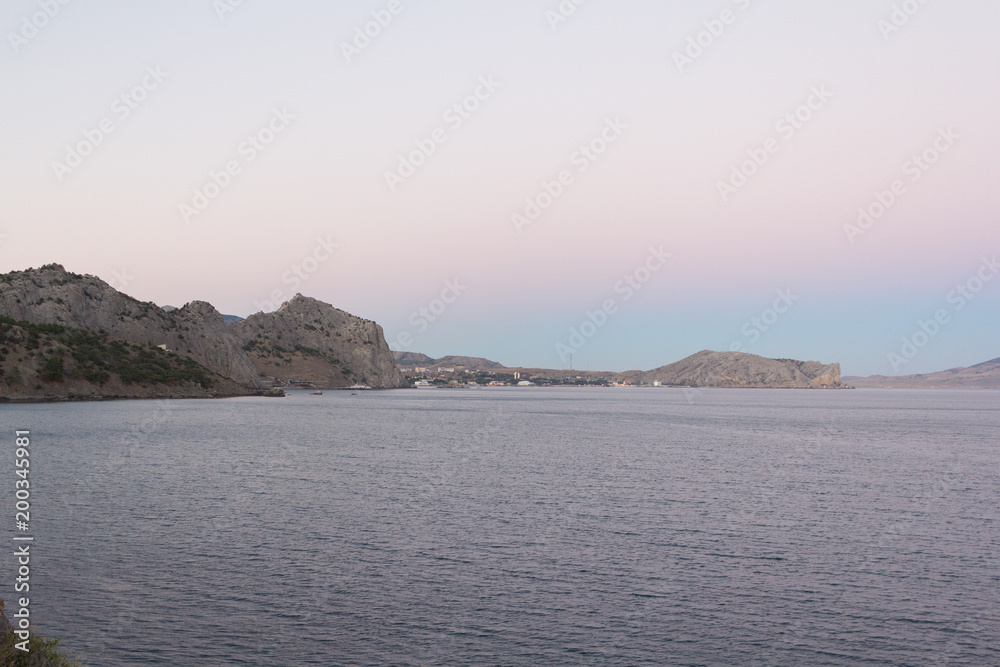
[170,300,263,387]
[630,350,845,388]
[0,317,252,401]
[231,295,407,388]
[0,265,406,393]
[0,264,262,387]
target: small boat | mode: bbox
[347,383,372,390]
[311,391,323,395]
[413,380,435,389]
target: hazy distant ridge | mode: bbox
[393,351,505,370]
[845,357,1000,388]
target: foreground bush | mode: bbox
[1,600,81,666]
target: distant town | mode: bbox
[398,363,662,388]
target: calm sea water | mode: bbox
[3,388,999,665]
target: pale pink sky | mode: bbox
[2,0,998,375]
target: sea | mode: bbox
[3,387,998,665]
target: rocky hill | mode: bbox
[0,264,406,399]
[431,355,506,370]
[626,350,845,388]
[232,295,406,388]
[0,315,251,401]
[845,357,1000,388]
[393,351,506,371]
[393,351,436,365]
[0,264,261,386]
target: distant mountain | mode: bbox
[432,355,506,370]
[393,351,505,370]
[625,350,845,388]
[393,351,436,365]
[845,357,1000,388]
[0,264,405,400]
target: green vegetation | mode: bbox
[0,316,214,389]
[242,335,345,369]
[0,628,82,666]
[39,350,64,382]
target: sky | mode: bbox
[2,0,998,376]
